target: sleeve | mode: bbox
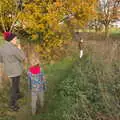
[0,50,3,63]
[41,68,45,81]
[0,55,3,63]
[27,71,32,89]
[14,47,26,62]
[41,68,47,90]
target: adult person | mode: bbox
[0,32,26,111]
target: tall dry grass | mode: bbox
[84,38,120,120]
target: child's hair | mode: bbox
[29,53,40,66]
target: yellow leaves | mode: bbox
[46,48,51,53]
[35,44,41,52]
[31,34,38,40]
[54,1,63,7]
[17,0,98,61]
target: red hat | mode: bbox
[3,32,11,40]
[3,32,16,41]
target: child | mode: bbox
[27,55,46,115]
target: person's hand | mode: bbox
[17,44,21,49]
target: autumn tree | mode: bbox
[88,19,104,32]
[19,0,97,60]
[61,0,97,39]
[0,0,98,61]
[0,0,25,32]
[98,0,120,37]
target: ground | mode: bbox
[0,32,120,120]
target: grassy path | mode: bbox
[15,56,78,120]
[32,56,78,120]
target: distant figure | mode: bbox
[27,55,46,115]
[0,32,26,111]
[78,38,84,59]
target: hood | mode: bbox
[29,66,41,74]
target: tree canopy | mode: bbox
[0,0,98,60]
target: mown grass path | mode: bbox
[15,56,78,120]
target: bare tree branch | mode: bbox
[9,12,21,32]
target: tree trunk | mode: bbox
[95,25,98,32]
[104,24,109,39]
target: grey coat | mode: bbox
[0,41,26,77]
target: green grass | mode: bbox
[0,35,5,46]
[110,28,120,34]
[1,50,120,120]
[32,56,77,120]
[0,33,120,120]
[0,73,28,120]
[32,52,120,120]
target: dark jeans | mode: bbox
[9,76,20,106]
